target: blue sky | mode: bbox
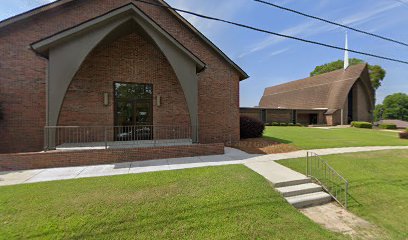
[1,0,407,107]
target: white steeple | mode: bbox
[344,32,349,70]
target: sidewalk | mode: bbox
[1,146,407,187]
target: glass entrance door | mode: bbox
[114,83,153,141]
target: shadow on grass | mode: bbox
[263,136,292,144]
[317,179,363,208]
[346,192,363,208]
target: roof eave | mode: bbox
[159,0,249,80]
[0,0,249,81]
[0,0,73,29]
[30,3,206,70]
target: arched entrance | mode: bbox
[31,4,206,149]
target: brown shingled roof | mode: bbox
[259,63,373,111]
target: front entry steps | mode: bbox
[275,180,332,208]
[244,161,332,209]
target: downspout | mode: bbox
[228,68,232,145]
[44,62,49,151]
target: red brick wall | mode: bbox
[296,110,326,125]
[326,115,334,126]
[327,109,342,126]
[0,0,241,153]
[59,32,191,130]
[0,143,224,171]
[240,109,262,122]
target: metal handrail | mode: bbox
[306,152,349,208]
[44,125,193,150]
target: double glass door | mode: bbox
[114,83,153,141]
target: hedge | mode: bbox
[351,121,373,129]
[240,116,265,139]
[379,124,397,129]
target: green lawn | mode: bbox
[0,165,345,240]
[264,126,407,149]
[278,150,408,240]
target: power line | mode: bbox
[254,0,408,47]
[134,0,408,65]
[391,0,408,8]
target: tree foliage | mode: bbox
[310,58,386,90]
[374,104,385,121]
[374,93,408,121]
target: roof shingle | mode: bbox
[259,63,372,110]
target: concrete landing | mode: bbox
[301,203,386,239]
[245,161,310,187]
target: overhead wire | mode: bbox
[254,0,408,47]
[133,0,408,65]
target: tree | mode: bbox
[374,104,385,121]
[310,58,386,90]
[375,93,408,121]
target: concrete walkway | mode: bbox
[1,146,407,187]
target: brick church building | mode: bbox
[241,64,375,126]
[0,0,248,160]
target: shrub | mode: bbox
[351,121,373,129]
[379,124,397,129]
[295,123,303,127]
[288,123,295,126]
[271,122,280,126]
[265,122,272,126]
[400,133,408,139]
[279,123,288,126]
[399,130,408,139]
[240,116,265,139]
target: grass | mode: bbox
[278,150,408,239]
[0,165,346,240]
[264,126,407,149]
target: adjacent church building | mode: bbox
[241,63,375,126]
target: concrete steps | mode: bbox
[286,192,332,208]
[276,180,332,208]
[244,161,332,209]
[276,183,322,197]
[273,178,312,188]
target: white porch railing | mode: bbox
[44,125,193,150]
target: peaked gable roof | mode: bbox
[31,3,206,72]
[0,0,249,80]
[259,63,374,110]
